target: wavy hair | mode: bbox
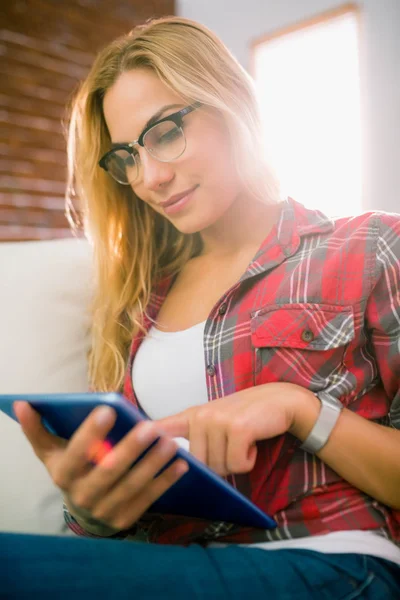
[65,16,280,391]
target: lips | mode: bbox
[160,185,198,209]
[158,185,198,216]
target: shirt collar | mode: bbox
[243,197,335,279]
[281,196,334,238]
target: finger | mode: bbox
[207,427,229,475]
[13,401,65,461]
[157,412,190,439]
[226,431,258,474]
[53,405,117,489]
[188,418,208,465]
[104,459,189,532]
[69,421,163,508]
[89,435,179,522]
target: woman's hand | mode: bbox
[157,382,319,476]
[13,401,188,533]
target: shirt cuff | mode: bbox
[63,502,130,540]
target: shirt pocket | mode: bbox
[251,303,355,391]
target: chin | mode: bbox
[169,214,218,235]
[168,199,235,235]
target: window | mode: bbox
[252,5,362,216]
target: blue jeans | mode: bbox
[1,532,399,599]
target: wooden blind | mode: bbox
[0,0,175,241]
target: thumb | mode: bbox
[13,401,65,460]
[157,411,190,439]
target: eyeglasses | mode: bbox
[98,102,201,185]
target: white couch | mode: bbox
[0,238,93,535]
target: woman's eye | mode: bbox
[158,128,180,144]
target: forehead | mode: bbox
[103,69,184,142]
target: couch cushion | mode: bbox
[0,238,93,534]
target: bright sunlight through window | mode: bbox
[253,8,362,216]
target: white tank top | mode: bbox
[132,320,208,419]
[131,321,400,565]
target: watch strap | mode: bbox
[300,392,343,454]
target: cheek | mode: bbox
[186,128,237,184]
[200,145,239,197]
[129,184,159,214]
[130,184,146,203]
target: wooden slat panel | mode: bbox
[0,206,69,229]
[0,143,66,165]
[1,0,175,241]
[3,2,126,53]
[3,8,97,53]
[2,44,89,81]
[2,110,63,135]
[0,225,74,241]
[1,176,66,195]
[0,193,66,210]
[0,30,95,68]
[3,0,175,52]
[0,93,65,121]
[1,125,66,151]
[0,159,66,182]
[2,78,71,106]
[0,61,80,93]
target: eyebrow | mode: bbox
[110,103,183,148]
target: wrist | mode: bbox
[288,387,321,442]
[64,496,122,537]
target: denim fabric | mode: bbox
[0,532,399,599]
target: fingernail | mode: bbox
[96,406,114,425]
[176,460,189,476]
[135,421,157,443]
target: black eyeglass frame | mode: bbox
[98,101,202,173]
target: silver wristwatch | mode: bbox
[300,392,343,454]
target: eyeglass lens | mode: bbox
[106,121,185,184]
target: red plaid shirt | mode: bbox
[66,198,400,545]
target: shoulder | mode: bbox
[315,210,400,265]
[332,209,400,239]
[286,199,400,257]
[329,211,400,291]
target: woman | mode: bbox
[3,16,400,599]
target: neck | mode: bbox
[199,193,282,259]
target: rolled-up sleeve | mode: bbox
[63,502,130,539]
[365,213,400,429]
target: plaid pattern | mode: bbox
[66,198,400,545]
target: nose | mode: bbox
[138,147,175,191]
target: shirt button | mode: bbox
[301,329,314,343]
[218,303,227,315]
[207,364,216,377]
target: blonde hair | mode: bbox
[66,16,280,392]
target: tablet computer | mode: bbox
[0,392,276,530]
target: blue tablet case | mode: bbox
[0,392,276,530]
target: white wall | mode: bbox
[177,0,400,213]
